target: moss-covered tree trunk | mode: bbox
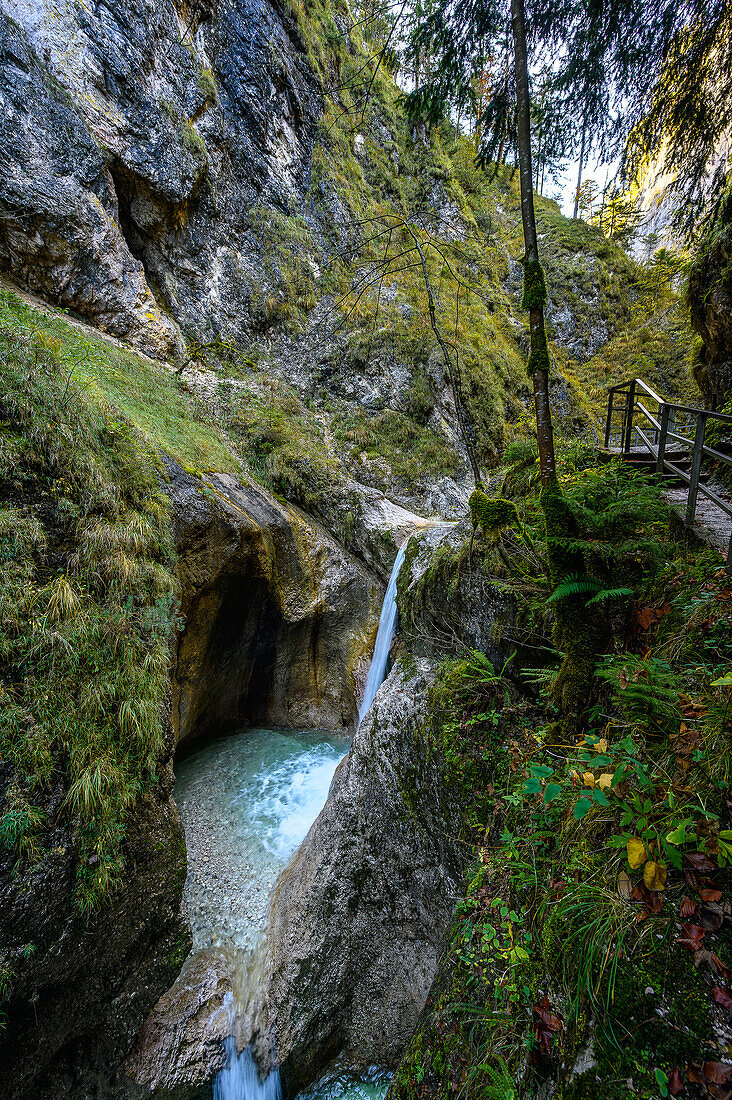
[510,0,599,733]
[510,0,556,489]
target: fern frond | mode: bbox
[546,574,603,603]
[585,586,634,605]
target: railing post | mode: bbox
[623,380,636,454]
[604,392,614,449]
[656,404,670,473]
[686,412,708,525]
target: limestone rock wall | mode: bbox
[0,0,320,356]
[166,461,382,743]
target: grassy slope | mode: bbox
[0,291,238,475]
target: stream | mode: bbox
[175,729,391,1100]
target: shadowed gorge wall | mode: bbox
[167,462,382,744]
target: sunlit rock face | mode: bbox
[0,0,321,355]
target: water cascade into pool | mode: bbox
[175,536,409,1100]
[357,541,408,727]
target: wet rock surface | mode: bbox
[124,946,237,1099]
[263,657,465,1096]
[397,520,520,665]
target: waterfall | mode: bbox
[214,1038,282,1100]
[358,540,409,727]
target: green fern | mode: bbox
[585,585,634,606]
[546,573,633,607]
[596,655,682,735]
[475,1058,516,1100]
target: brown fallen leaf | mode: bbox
[703,1061,732,1084]
[700,888,723,903]
[710,953,732,979]
[617,871,632,900]
[680,896,697,919]
[712,986,732,1011]
[685,852,715,872]
[677,923,705,951]
[700,904,724,931]
[668,1066,685,1095]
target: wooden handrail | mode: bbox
[605,379,732,570]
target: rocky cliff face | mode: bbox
[0,763,190,1100]
[0,0,320,356]
[167,461,382,743]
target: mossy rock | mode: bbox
[469,490,521,538]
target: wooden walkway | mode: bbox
[606,379,732,569]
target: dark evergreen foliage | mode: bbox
[406,0,731,230]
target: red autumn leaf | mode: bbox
[700,888,723,903]
[668,1066,685,1095]
[631,882,650,903]
[680,896,697,919]
[703,1061,732,1084]
[712,986,732,1010]
[685,852,715,872]
[676,923,705,951]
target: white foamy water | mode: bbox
[244,746,347,860]
[358,541,408,727]
[174,728,348,953]
[215,1039,282,1100]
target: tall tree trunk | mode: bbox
[511,0,598,737]
[573,123,586,219]
[510,0,556,487]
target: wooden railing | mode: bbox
[605,378,732,570]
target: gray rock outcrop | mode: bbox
[0,0,320,355]
[262,656,465,1095]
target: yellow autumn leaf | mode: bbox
[627,837,647,869]
[643,861,667,891]
[597,738,608,753]
[598,773,613,790]
[582,771,596,788]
